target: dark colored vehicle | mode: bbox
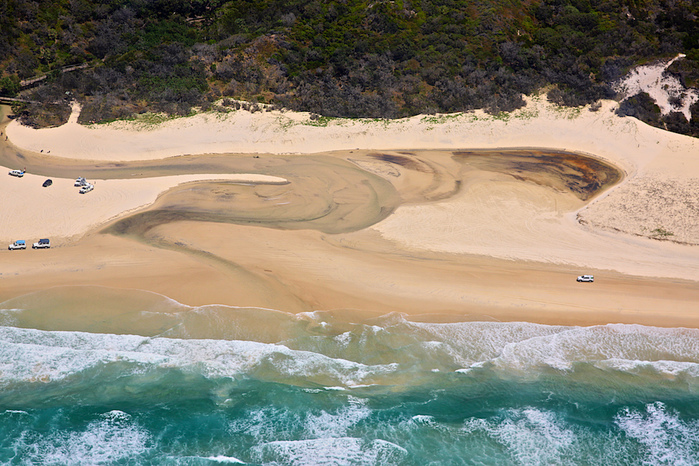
[42,179,52,187]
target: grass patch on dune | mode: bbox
[651,227,674,239]
[93,110,195,129]
[421,113,465,125]
[302,115,341,127]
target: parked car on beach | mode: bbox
[79,183,94,194]
[8,169,25,177]
[8,240,26,250]
[42,179,52,187]
[577,275,594,282]
[32,238,50,249]
[74,177,88,187]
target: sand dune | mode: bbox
[2,98,685,172]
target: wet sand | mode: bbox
[3,217,699,329]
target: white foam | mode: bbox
[485,324,699,374]
[333,332,353,347]
[305,399,371,439]
[202,455,246,464]
[497,409,576,464]
[0,326,398,388]
[410,320,568,367]
[250,437,407,465]
[227,399,371,448]
[227,408,290,445]
[463,408,577,465]
[0,308,22,327]
[2,321,699,390]
[462,417,489,435]
[596,358,699,379]
[408,415,437,428]
[2,409,28,415]
[15,410,151,465]
[615,402,699,465]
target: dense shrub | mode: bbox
[0,0,697,138]
[617,93,662,123]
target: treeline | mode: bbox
[1,0,698,136]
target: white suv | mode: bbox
[577,275,594,282]
[8,240,26,250]
[33,238,50,249]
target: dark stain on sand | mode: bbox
[367,152,430,172]
[453,149,623,200]
[104,156,402,239]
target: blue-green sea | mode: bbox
[1,287,698,465]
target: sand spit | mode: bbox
[0,172,287,243]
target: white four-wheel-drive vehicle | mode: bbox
[79,183,94,194]
[32,238,50,249]
[8,169,25,177]
[75,177,88,187]
[8,240,26,250]
[577,275,594,282]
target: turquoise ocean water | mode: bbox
[1,287,698,465]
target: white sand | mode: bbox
[5,96,699,282]
[0,97,665,171]
[6,96,697,179]
[0,173,286,244]
[373,170,699,281]
[614,54,699,121]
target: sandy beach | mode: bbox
[0,172,287,243]
[1,97,698,328]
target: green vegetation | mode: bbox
[1,0,698,136]
[421,113,465,124]
[651,227,675,238]
[302,114,340,127]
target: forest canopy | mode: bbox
[1,0,698,136]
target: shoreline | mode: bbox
[1,99,698,329]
